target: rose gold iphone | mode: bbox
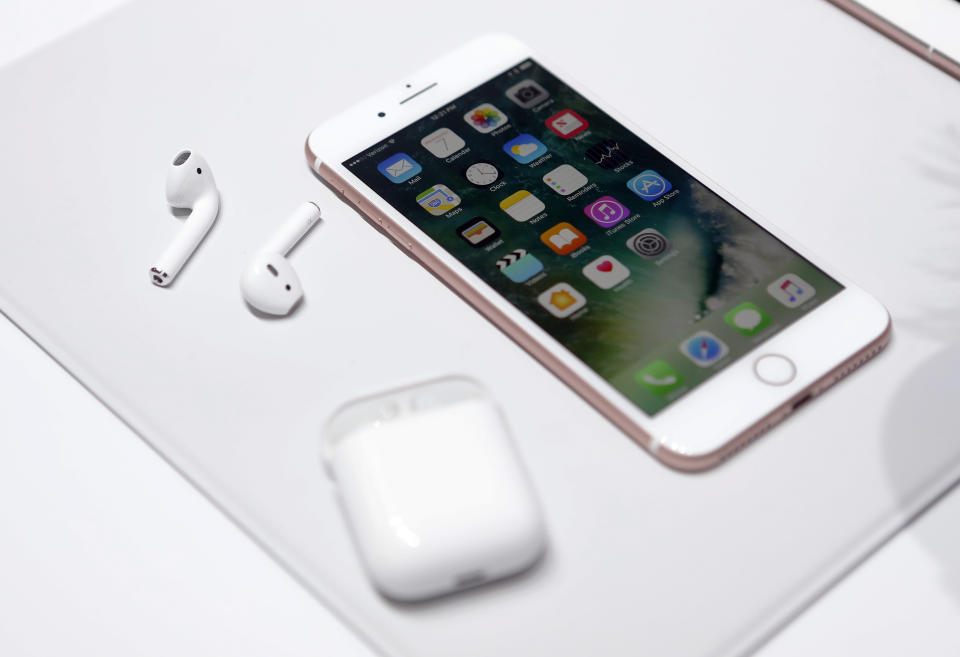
[306,35,891,471]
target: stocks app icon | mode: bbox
[626,228,671,260]
[586,139,630,170]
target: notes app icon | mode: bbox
[499,190,545,222]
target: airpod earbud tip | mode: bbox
[240,253,304,316]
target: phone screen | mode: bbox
[344,59,843,415]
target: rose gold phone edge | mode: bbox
[826,0,960,81]
[307,148,892,472]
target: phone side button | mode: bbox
[753,354,796,386]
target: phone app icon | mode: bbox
[767,274,816,308]
[542,164,588,196]
[537,282,587,318]
[464,103,508,133]
[505,79,550,108]
[585,139,630,170]
[724,302,771,336]
[499,190,545,222]
[545,109,589,138]
[635,360,684,396]
[541,222,587,255]
[458,217,500,248]
[680,331,729,368]
[421,128,466,158]
[626,170,672,201]
[584,195,631,228]
[377,153,422,184]
[416,184,461,216]
[582,255,630,289]
[503,134,548,164]
[496,249,543,283]
[625,228,671,260]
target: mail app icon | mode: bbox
[377,152,423,183]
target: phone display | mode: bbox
[344,59,843,415]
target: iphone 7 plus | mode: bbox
[306,34,890,471]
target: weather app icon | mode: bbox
[626,169,672,201]
[503,134,548,164]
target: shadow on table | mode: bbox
[882,122,960,607]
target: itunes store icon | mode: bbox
[584,195,631,228]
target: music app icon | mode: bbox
[584,195,631,228]
[767,273,816,308]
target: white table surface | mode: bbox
[2,2,959,655]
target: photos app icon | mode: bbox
[464,103,508,134]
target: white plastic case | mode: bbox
[323,378,547,601]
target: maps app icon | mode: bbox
[416,185,461,216]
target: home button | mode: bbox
[754,354,796,386]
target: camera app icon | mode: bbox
[505,79,550,109]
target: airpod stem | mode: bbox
[262,202,322,255]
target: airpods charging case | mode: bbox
[322,377,547,602]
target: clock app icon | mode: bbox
[463,161,502,187]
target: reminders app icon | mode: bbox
[377,153,422,184]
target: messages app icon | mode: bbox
[377,153,422,183]
[724,302,770,336]
[503,134,548,164]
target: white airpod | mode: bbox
[150,149,220,286]
[240,202,322,316]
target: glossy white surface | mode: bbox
[1,1,959,656]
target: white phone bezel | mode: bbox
[306,34,890,469]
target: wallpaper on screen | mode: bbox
[346,60,842,415]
